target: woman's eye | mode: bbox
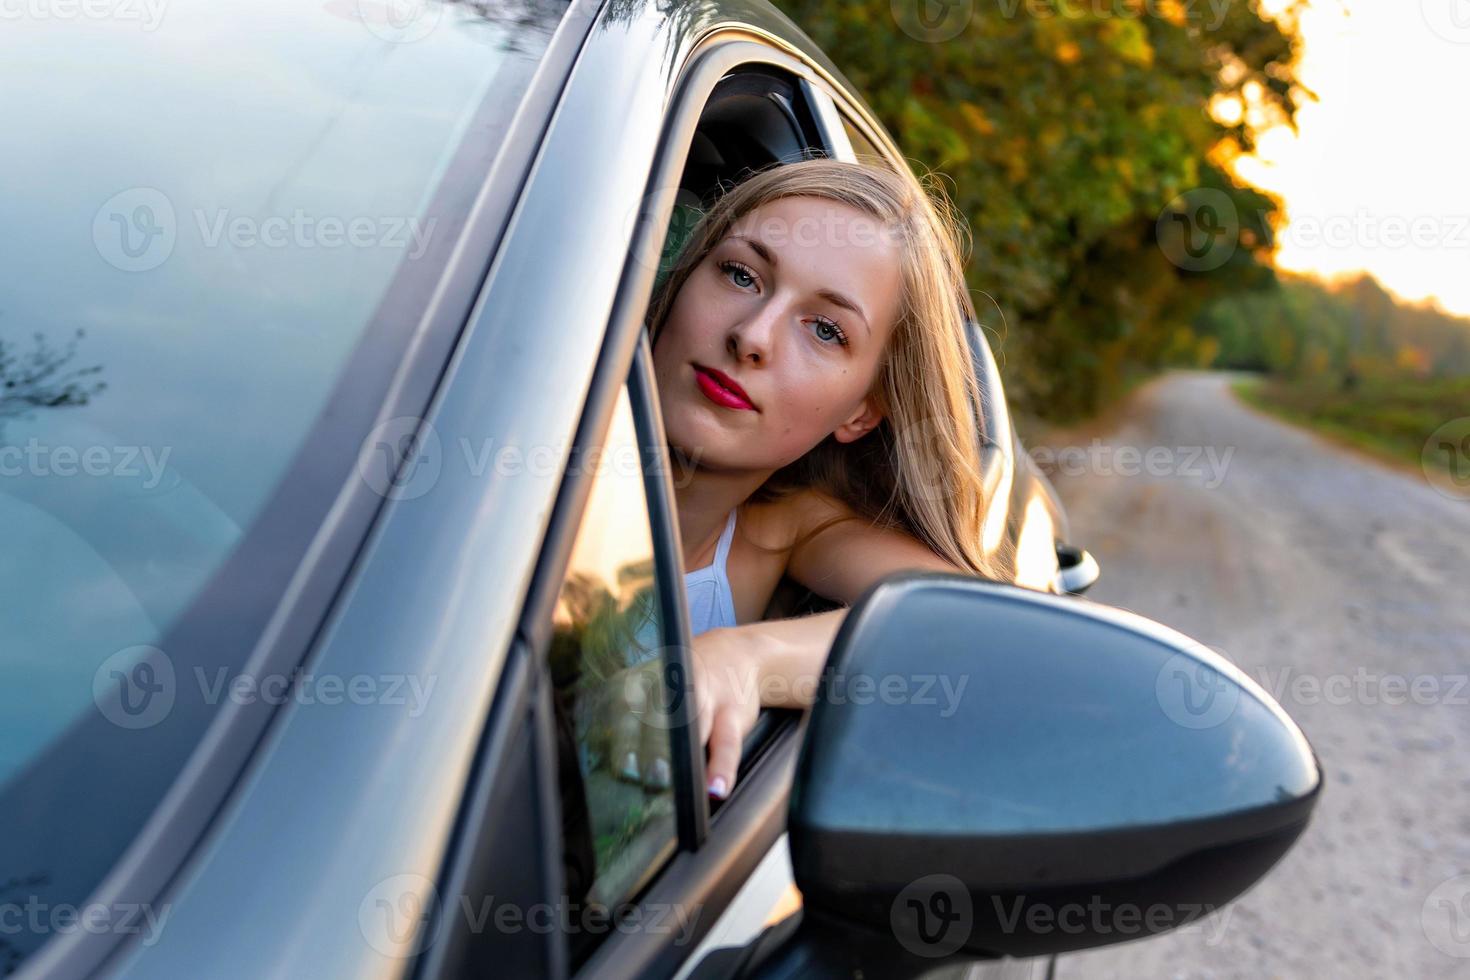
[809,318,849,347]
[719,261,756,289]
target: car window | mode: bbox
[841,115,889,167]
[551,384,679,960]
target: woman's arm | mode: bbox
[695,494,963,797]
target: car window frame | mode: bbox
[568,35,865,980]
[421,31,871,980]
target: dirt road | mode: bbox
[1038,372,1470,979]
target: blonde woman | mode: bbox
[646,157,996,800]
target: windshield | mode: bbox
[0,0,568,966]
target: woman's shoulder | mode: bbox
[739,487,862,551]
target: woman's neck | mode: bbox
[668,447,773,570]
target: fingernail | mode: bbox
[707,777,728,799]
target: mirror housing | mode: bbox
[755,574,1320,975]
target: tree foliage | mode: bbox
[1199,271,1470,384]
[773,0,1308,420]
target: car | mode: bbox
[0,0,1319,977]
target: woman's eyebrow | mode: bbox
[728,234,871,336]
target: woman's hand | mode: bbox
[690,626,764,800]
[608,609,848,801]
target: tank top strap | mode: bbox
[713,507,738,571]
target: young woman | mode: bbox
[644,157,1000,800]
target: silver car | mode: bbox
[1,0,1319,977]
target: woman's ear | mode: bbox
[832,396,885,444]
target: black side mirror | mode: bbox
[743,574,1321,978]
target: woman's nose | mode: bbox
[727,305,780,365]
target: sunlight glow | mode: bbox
[1236,0,1470,317]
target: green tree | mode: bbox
[774,0,1307,419]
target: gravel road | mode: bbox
[1036,371,1470,979]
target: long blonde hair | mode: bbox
[647,158,999,579]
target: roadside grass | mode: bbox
[1231,374,1470,473]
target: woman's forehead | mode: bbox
[730,195,900,249]
[725,196,905,342]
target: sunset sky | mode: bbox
[1237,0,1470,317]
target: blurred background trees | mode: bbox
[771,0,1470,425]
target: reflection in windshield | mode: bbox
[0,0,568,968]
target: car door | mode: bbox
[418,14,1063,980]
[412,27,878,980]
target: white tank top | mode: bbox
[684,508,738,636]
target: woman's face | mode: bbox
[652,195,904,473]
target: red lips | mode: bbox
[693,365,757,411]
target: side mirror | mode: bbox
[746,574,1321,977]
